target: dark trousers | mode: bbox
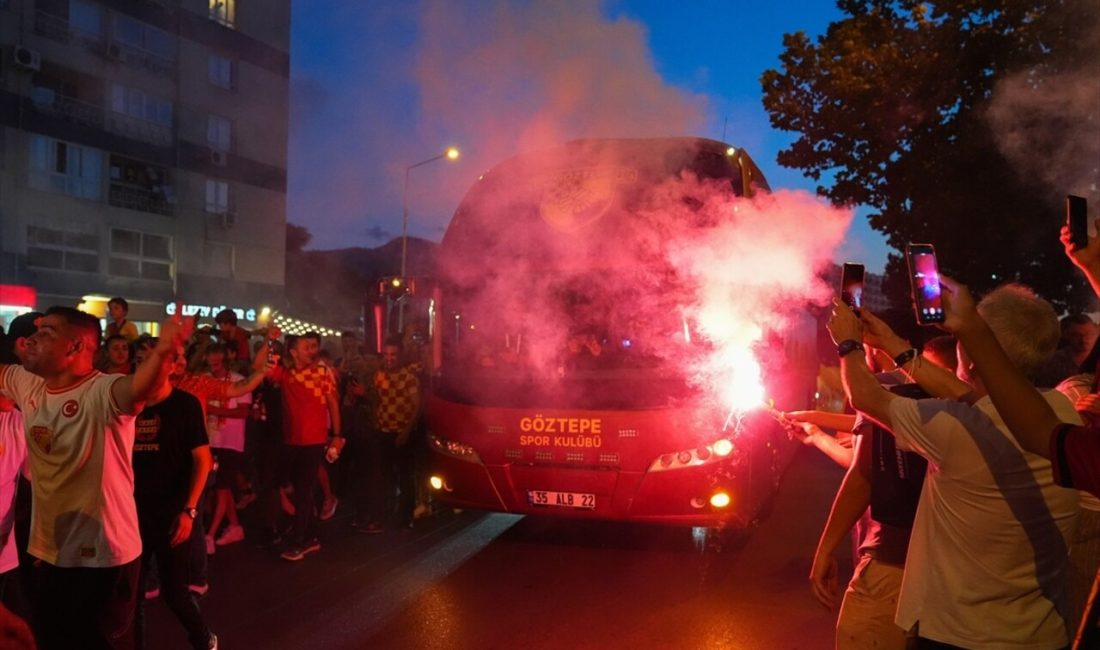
[288,444,326,545]
[346,432,373,521]
[368,431,415,525]
[29,557,140,650]
[136,524,211,650]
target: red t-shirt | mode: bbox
[272,364,335,446]
[175,373,230,421]
[221,328,252,363]
[1051,423,1100,499]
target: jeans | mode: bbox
[135,522,211,650]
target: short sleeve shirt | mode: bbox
[133,389,208,529]
[0,366,141,568]
[0,409,27,573]
[205,371,250,452]
[887,391,1080,648]
[272,364,336,446]
[374,366,419,433]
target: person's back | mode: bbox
[890,391,1079,646]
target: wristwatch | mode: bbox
[836,339,864,358]
[183,507,198,520]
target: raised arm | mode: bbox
[112,314,191,414]
[1061,219,1100,299]
[828,299,898,427]
[860,309,971,401]
[940,275,1062,457]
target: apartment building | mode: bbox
[0,0,288,328]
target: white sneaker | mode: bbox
[205,535,216,556]
[215,524,245,546]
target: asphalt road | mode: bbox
[146,446,847,650]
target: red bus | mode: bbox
[424,137,818,529]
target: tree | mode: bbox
[287,223,313,254]
[762,0,1097,310]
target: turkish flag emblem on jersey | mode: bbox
[62,400,79,417]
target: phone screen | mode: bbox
[1068,195,1088,250]
[906,244,945,325]
[841,263,865,312]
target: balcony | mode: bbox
[31,88,173,149]
[109,183,175,217]
[35,10,176,79]
[109,155,176,217]
[34,10,105,53]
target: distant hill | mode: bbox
[284,237,438,330]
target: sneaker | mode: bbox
[280,539,321,562]
[189,583,209,596]
[280,546,305,561]
[144,587,160,600]
[320,496,338,521]
[215,524,245,546]
[363,521,384,535]
[236,491,257,509]
[205,535,216,556]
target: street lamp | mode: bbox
[401,146,460,278]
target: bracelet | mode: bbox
[893,348,919,368]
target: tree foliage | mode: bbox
[762,0,1098,310]
[286,223,313,254]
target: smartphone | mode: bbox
[840,262,865,313]
[1068,195,1088,250]
[905,243,945,325]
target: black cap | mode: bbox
[7,312,43,341]
[0,311,42,364]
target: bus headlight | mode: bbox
[428,433,482,464]
[648,438,738,472]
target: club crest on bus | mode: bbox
[539,166,637,233]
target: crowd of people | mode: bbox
[0,300,427,649]
[782,219,1100,650]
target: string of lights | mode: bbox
[270,311,341,338]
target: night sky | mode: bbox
[287,1,891,271]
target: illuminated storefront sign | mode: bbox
[165,303,258,322]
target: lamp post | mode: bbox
[400,146,460,278]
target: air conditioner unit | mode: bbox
[13,46,41,72]
[210,149,228,166]
[221,211,236,229]
[106,42,124,61]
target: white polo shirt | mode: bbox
[889,391,1080,649]
[0,365,141,568]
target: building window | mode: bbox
[209,0,236,28]
[29,135,103,200]
[109,228,172,281]
[206,114,231,152]
[69,0,104,41]
[208,54,234,89]
[109,84,173,128]
[204,242,234,277]
[205,179,229,214]
[112,14,174,64]
[25,224,100,273]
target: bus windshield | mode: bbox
[434,138,767,411]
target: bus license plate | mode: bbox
[528,490,596,510]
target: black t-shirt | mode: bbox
[132,389,208,525]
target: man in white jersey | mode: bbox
[828,285,1080,649]
[0,306,190,650]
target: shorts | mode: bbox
[213,449,243,490]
